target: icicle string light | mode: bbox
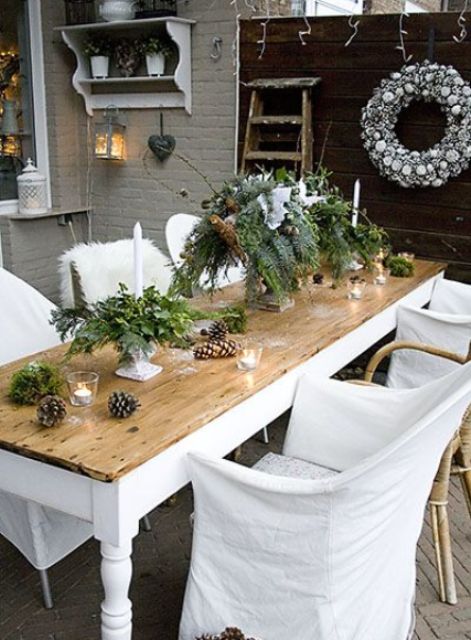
[257,0,271,60]
[396,11,412,63]
[344,13,360,48]
[299,14,312,46]
[453,0,468,44]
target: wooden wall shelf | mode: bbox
[55,17,195,115]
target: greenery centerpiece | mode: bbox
[52,284,194,363]
[173,172,320,310]
[301,168,389,281]
[172,168,388,307]
[51,284,248,378]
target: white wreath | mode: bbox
[361,60,471,188]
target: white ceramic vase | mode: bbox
[90,55,110,79]
[99,0,136,22]
[145,53,165,77]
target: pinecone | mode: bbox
[193,338,240,360]
[201,319,228,341]
[108,391,141,419]
[220,628,245,640]
[37,395,67,428]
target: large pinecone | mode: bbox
[220,629,246,640]
[201,319,228,341]
[108,391,140,419]
[193,338,240,360]
[37,395,67,428]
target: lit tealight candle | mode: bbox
[348,277,367,300]
[66,372,99,408]
[237,346,263,372]
[73,384,93,406]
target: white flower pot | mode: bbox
[99,0,136,22]
[145,53,165,77]
[90,56,110,79]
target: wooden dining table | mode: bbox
[0,259,445,639]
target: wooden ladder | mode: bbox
[241,77,321,175]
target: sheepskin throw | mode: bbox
[59,239,173,308]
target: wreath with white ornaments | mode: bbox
[361,60,471,189]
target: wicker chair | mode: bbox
[363,338,471,605]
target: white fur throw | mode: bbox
[59,239,173,308]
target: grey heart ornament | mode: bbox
[148,134,176,161]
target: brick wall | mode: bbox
[364,0,442,12]
[90,0,242,251]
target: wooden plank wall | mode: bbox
[239,14,471,281]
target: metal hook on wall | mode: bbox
[210,36,223,61]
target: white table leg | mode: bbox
[101,541,133,640]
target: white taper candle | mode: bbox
[352,179,361,228]
[133,222,144,299]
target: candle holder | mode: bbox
[237,343,263,372]
[374,266,390,286]
[347,277,367,300]
[115,349,162,382]
[66,371,99,407]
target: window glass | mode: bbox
[0,0,35,202]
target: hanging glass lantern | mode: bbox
[94,106,126,161]
[17,158,48,215]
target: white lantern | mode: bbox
[17,158,48,215]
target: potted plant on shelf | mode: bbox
[83,33,112,79]
[139,35,173,77]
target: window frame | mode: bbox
[0,0,51,214]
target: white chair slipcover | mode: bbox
[429,278,471,315]
[0,268,61,366]
[386,305,471,389]
[0,268,92,570]
[165,213,244,288]
[180,364,471,640]
[59,238,173,307]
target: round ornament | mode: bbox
[361,60,471,188]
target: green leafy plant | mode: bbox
[172,173,320,305]
[9,361,64,406]
[387,255,415,278]
[139,35,173,57]
[83,33,113,57]
[51,284,197,364]
[303,168,389,280]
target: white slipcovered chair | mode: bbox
[0,267,93,607]
[429,277,471,315]
[180,364,471,640]
[165,213,244,288]
[364,291,471,604]
[59,238,173,308]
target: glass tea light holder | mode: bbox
[67,371,99,407]
[347,277,367,300]
[374,265,390,286]
[237,343,264,372]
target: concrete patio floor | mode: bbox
[0,413,470,640]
